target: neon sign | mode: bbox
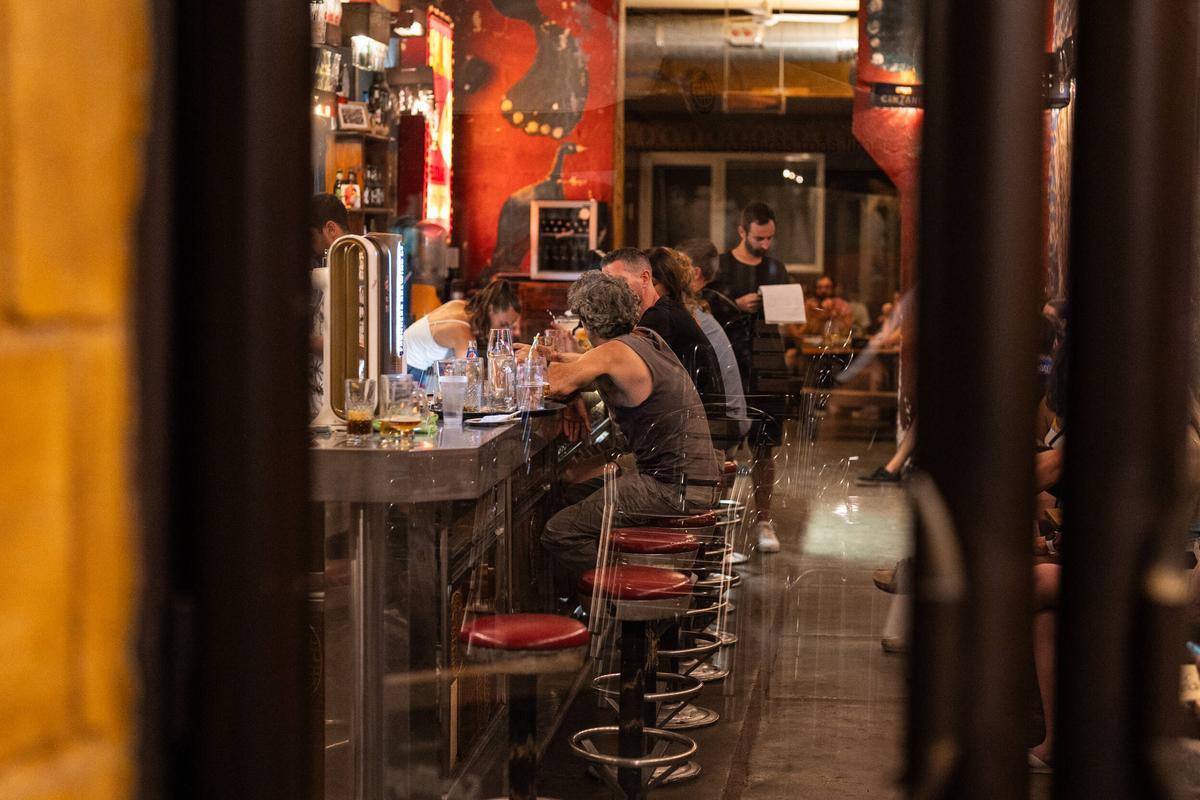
[425,11,453,233]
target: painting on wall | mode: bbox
[448,0,618,280]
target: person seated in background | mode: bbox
[653,244,751,444]
[840,283,872,335]
[403,279,522,387]
[601,247,725,406]
[678,237,741,324]
[803,274,855,336]
[540,271,721,575]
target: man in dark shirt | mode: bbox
[707,202,791,555]
[708,202,792,381]
[600,247,725,405]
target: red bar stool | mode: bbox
[459,613,590,800]
[653,512,739,685]
[606,525,723,739]
[570,565,700,799]
[610,526,700,569]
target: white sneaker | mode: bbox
[755,520,780,553]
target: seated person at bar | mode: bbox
[600,247,725,406]
[541,271,721,574]
[802,274,855,336]
[403,279,522,386]
[655,243,751,443]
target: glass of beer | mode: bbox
[379,374,423,446]
[343,378,377,446]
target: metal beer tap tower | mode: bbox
[310,232,408,427]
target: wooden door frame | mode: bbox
[135,2,314,798]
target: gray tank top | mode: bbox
[605,328,720,484]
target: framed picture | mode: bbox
[337,102,370,131]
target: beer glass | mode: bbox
[379,374,423,446]
[344,378,377,446]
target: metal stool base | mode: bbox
[659,702,720,730]
[681,659,730,682]
[654,759,703,784]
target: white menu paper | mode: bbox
[761,284,808,324]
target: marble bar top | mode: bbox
[309,413,561,503]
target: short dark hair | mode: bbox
[675,238,719,283]
[740,202,776,230]
[311,193,349,231]
[599,247,651,274]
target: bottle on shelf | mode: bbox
[333,168,344,199]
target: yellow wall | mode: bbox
[0,1,147,798]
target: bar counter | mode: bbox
[310,413,561,503]
[312,408,581,800]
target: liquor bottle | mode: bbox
[333,168,344,198]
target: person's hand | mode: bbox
[561,395,593,442]
[821,299,834,311]
[736,292,761,313]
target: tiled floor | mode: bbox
[535,433,919,799]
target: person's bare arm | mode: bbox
[1035,448,1063,492]
[546,340,651,406]
[431,321,473,358]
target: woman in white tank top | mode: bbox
[404,279,523,385]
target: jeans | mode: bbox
[543,472,719,574]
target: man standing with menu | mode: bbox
[708,201,792,554]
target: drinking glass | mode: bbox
[487,352,515,411]
[440,376,468,428]
[515,359,545,412]
[463,358,484,412]
[379,374,423,446]
[542,327,568,356]
[487,328,513,355]
[343,378,377,446]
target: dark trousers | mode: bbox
[543,472,718,573]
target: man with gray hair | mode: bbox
[539,271,720,574]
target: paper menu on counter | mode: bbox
[761,284,807,324]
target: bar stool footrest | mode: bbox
[590,670,702,705]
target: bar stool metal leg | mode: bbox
[618,620,649,800]
[508,673,539,800]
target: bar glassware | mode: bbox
[463,358,484,412]
[379,374,423,446]
[515,359,545,412]
[440,375,468,428]
[344,378,377,446]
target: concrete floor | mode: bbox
[536,432,923,799]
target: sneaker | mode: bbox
[872,557,913,594]
[857,466,902,486]
[755,520,781,553]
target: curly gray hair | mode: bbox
[568,271,641,342]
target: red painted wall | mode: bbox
[449,0,618,279]
[851,0,923,429]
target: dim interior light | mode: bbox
[781,168,805,184]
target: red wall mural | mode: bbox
[448,0,619,280]
[851,0,923,430]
